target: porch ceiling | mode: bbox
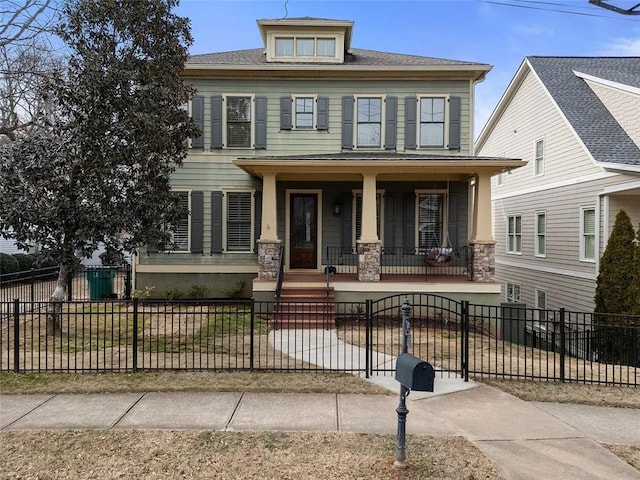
[234,152,525,180]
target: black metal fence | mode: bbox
[0,265,132,303]
[1,294,638,386]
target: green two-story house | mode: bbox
[135,17,524,304]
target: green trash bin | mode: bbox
[86,266,118,300]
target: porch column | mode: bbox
[358,172,381,281]
[257,173,281,280]
[469,173,495,283]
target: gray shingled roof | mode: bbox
[187,48,487,68]
[240,152,514,162]
[527,57,640,167]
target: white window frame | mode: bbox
[534,137,545,176]
[535,211,546,257]
[223,94,255,149]
[293,94,317,130]
[165,190,191,253]
[580,206,596,262]
[417,95,449,149]
[354,94,385,149]
[223,189,255,253]
[352,189,385,247]
[415,189,448,252]
[507,214,523,255]
[506,282,521,303]
[271,34,340,62]
[533,288,547,325]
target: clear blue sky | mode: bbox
[175,0,640,137]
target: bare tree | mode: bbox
[0,0,57,48]
[0,41,63,140]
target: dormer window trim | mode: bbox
[266,31,344,63]
[267,32,344,63]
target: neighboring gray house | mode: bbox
[476,57,640,312]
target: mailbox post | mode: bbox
[394,298,435,469]
[395,298,411,469]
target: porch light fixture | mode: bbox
[333,202,341,215]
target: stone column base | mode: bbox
[257,239,282,281]
[468,241,495,283]
[357,240,381,282]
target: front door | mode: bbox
[290,193,317,269]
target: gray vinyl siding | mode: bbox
[484,69,640,313]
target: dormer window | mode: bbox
[274,36,338,60]
[259,18,352,64]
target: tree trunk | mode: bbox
[46,264,69,335]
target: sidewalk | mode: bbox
[2,385,639,479]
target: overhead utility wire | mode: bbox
[479,0,640,20]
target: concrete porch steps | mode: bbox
[273,285,336,329]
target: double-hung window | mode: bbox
[580,207,596,261]
[170,192,190,252]
[226,96,252,148]
[506,282,521,303]
[534,138,544,176]
[507,214,522,254]
[226,191,254,252]
[356,97,382,148]
[417,192,446,251]
[295,97,314,129]
[419,97,446,148]
[534,288,547,326]
[535,211,546,257]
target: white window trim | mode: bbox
[268,33,342,63]
[506,213,523,255]
[416,94,450,150]
[580,205,596,263]
[354,94,386,150]
[534,210,546,258]
[506,282,521,303]
[223,94,255,149]
[534,137,545,177]
[222,189,255,253]
[534,288,547,324]
[292,94,318,130]
[352,189,385,247]
[415,189,449,251]
[164,189,191,253]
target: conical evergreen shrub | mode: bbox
[593,210,639,367]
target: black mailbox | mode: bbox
[395,353,435,392]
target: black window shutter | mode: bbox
[341,96,354,150]
[190,191,204,253]
[403,192,415,252]
[404,96,417,150]
[449,96,461,150]
[384,96,397,150]
[341,192,353,252]
[211,95,223,149]
[384,194,395,250]
[317,96,329,130]
[254,96,267,149]
[254,190,262,253]
[211,191,223,254]
[280,96,292,130]
[191,96,204,149]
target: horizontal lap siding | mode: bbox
[495,263,596,312]
[188,79,473,156]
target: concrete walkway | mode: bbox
[1,328,639,479]
[1,387,639,479]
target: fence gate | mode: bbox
[367,294,468,378]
